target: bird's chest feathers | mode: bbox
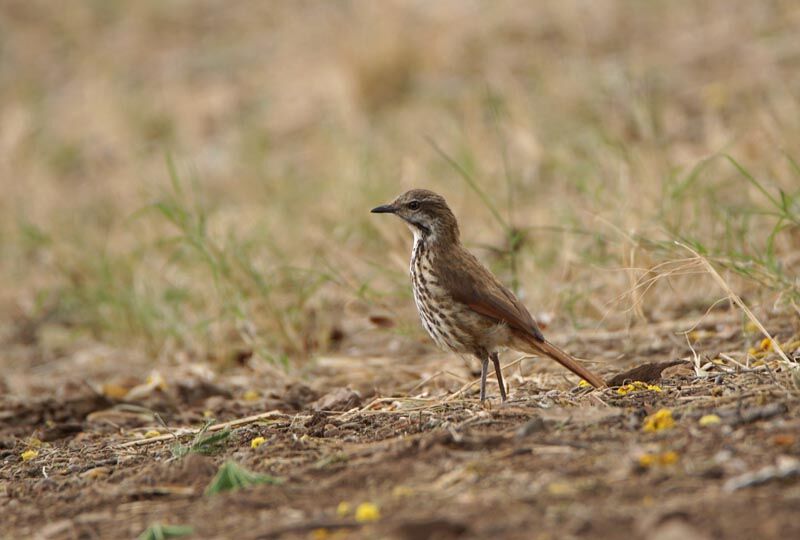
[410,237,442,298]
[410,237,458,349]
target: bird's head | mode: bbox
[371,189,460,243]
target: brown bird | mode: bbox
[372,189,605,402]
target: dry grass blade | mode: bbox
[676,242,797,372]
[117,411,295,448]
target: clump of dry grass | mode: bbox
[0,1,798,368]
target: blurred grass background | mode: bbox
[1,0,798,367]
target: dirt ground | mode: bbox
[2,310,799,540]
[2,1,800,539]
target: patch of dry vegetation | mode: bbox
[1,1,798,371]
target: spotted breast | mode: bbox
[410,235,466,353]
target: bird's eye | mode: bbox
[407,201,420,210]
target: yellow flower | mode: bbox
[102,383,130,400]
[617,381,662,396]
[354,502,380,523]
[243,389,260,401]
[578,380,591,388]
[638,450,679,467]
[392,485,414,498]
[698,414,721,426]
[659,451,679,465]
[336,502,351,517]
[310,528,329,540]
[759,338,773,351]
[250,437,266,450]
[144,430,161,438]
[638,453,656,467]
[21,449,39,461]
[643,408,675,432]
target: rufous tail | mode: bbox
[529,338,606,388]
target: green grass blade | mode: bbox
[138,523,193,540]
[425,136,509,231]
[204,461,283,496]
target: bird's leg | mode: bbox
[491,352,507,401]
[479,357,489,402]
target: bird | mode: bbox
[371,188,605,402]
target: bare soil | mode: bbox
[2,311,800,540]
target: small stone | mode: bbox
[311,388,361,412]
[515,416,547,438]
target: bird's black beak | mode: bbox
[370,204,396,214]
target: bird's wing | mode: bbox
[470,286,546,342]
[439,247,605,388]
[440,249,546,342]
